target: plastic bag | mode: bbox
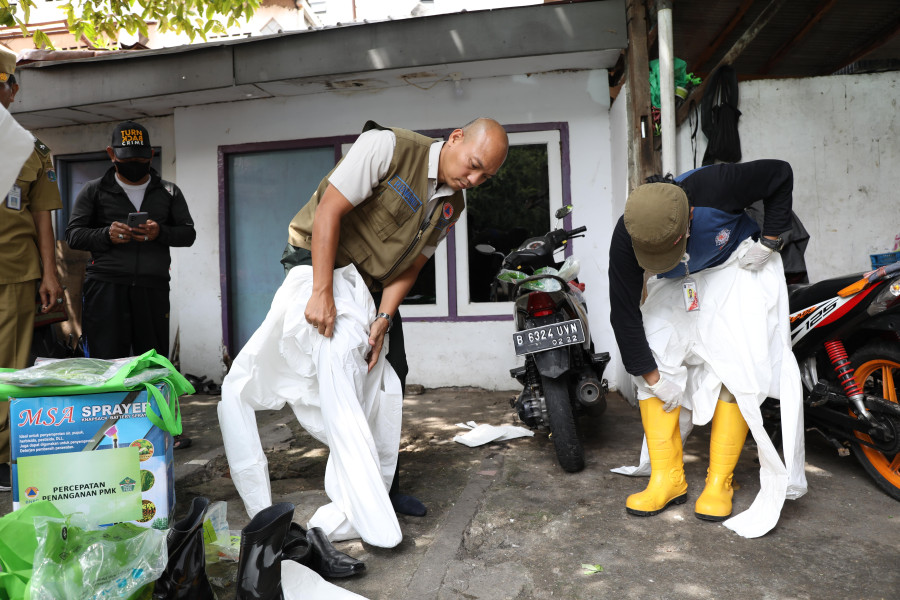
[28,512,168,600]
[497,257,582,293]
[202,501,241,563]
[556,256,580,281]
[498,268,560,291]
[0,350,192,436]
[0,501,65,600]
[0,357,133,387]
[649,58,701,108]
[0,357,172,388]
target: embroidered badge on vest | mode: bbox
[714,228,731,248]
[437,201,455,229]
[387,175,422,212]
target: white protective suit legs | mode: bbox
[612,238,807,538]
[218,264,403,548]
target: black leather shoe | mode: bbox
[305,527,366,578]
[282,522,312,565]
[389,492,427,516]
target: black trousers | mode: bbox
[282,243,409,495]
[82,278,170,359]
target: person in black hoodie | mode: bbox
[66,121,196,446]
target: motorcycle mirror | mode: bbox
[475,243,497,255]
[554,205,573,220]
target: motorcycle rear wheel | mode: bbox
[541,375,585,473]
[849,342,900,501]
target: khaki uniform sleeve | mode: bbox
[20,141,62,213]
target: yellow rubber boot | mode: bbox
[695,399,749,521]
[626,397,688,516]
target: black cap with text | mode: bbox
[111,121,152,159]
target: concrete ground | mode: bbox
[3,387,898,599]
[171,387,899,600]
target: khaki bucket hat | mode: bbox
[624,182,690,273]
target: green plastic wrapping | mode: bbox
[0,501,64,600]
[27,512,167,600]
[0,350,194,436]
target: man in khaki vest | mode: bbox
[281,118,508,515]
[0,46,64,491]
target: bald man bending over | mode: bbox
[281,118,508,516]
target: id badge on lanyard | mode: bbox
[679,254,700,312]
[6,184,22,210]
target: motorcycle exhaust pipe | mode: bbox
[576,376,607,407]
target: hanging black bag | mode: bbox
[701,65,742,165]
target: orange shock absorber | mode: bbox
[824,340,863,398]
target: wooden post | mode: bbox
[625,0,660,191]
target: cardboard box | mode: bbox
[9,384,175,529]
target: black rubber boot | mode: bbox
[305,527,367,578]
[236,502,295,600]
[152,496,215,600]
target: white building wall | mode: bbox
[166,68,614,388]
[676,71,900,282]
[32,72,896,391]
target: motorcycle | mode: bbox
[477,207,610,472]
[764,259,900,499]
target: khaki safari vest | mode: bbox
[287,121,465,290]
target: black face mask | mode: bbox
[114,160,151,183]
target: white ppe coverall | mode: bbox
[614,239,807,538]
[218,264,403,548]
[1,104,32,195]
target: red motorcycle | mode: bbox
[765,260,900,499]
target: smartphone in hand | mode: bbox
[127,212,149,228]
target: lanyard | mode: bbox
[680,253,700,312]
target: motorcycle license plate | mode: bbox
[513,319,585,355]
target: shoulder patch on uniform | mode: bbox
[47,169,57,182]
[33,136,51,156]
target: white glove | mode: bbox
[738,240,774,271]
[647,377,683,412]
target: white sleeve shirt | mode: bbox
[327,129,459,260]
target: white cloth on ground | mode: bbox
[217,264,403,548]
[282,561,370,600]
[611,238,807,538]
[453,421,534,447]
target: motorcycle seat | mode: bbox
[788,273,865,314]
